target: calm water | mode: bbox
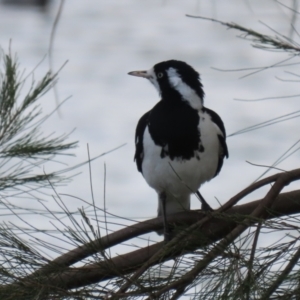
[0,0,299,252]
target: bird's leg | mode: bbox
[159,192,171,242]
[196,191,213,212]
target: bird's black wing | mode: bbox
[204,107,229,177]
[134,111,150,173]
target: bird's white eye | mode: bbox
[157,72,163,78]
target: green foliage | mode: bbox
[0,51,77,192]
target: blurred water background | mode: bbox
[0,0,299,252]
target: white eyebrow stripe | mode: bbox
[167,67,202,110]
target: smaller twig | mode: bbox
[245,222,262,299]
[87,144,100,239]
[261,245,300,299]
[103,162,110,257]
[227,109,300,137]
[186,15,300,53]
[48,0,66,116]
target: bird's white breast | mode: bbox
[142,110,220,198]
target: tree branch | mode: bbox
[8,189,300,293]
[1,169,300,299]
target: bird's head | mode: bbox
[128,60,204,110]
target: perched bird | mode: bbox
[128,60,228,240]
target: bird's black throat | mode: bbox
[148,99,204,161]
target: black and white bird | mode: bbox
[128,60,228,240]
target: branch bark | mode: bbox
[15,189,300,291]
[1,169,300,299]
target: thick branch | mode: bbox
[14,189,300,292]
[25,167,286,282]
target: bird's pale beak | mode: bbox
[128,70,149,78]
